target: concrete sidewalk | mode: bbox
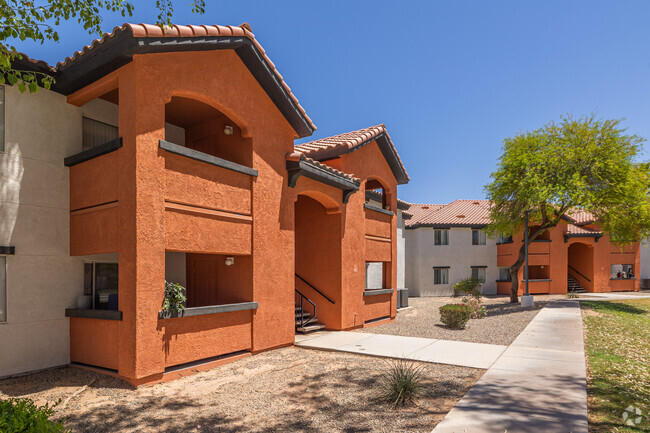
[577,291,650,301]
[432,301,587,433]
[295,331,507,369]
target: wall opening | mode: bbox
[364,178,391,211]
[164,96,252,167]
[568,242,594,291]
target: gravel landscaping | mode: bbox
[358,295,566,345]
[0,346,482,433]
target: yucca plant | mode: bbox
[381,359,424,407]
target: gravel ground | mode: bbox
[357,295,568,346]
[0,347,482,433]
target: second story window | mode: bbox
[497,234,512,244]
[434,229,449,245]
[472,229,486,245]
[433,267,449,284]
[499,268,512,281]
[82,117,118,151]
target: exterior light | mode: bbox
[225,256,235,266]
[224,125,234,135]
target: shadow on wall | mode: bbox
[0,144,23,245]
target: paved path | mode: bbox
[295,331,507,369]
[577,291,650,301]
[432,300,587,433]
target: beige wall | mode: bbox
[405,227,499,296]
[0,85,122,377]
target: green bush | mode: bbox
[163,281,187,314]
[0,398,69,433]
[439,303,472,329]
[381,359,424,407]
[452,277,483,300]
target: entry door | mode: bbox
[186,254,219,308]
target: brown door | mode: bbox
[186,254,219,307]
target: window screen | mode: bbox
[82,117,118,150]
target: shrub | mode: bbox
[462,296,487,319]
[381,359,424,407]
[567,291,579,299]
[439,303,472,329]
[0,398,69,433]
[452,277,483,300]
[163,281,187,314]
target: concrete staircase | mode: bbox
[567,274,587,293]
[295,305,326,334]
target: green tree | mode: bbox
[0,0,205,92]
[485,114,650,303]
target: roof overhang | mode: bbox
[14,32,315,138]
[406,224,488,230]
[564,233,603,243]
[287,156,360,204]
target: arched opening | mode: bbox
[568,242,594,292]
[294,194,341,331]
[164,96,252,167]
[364,177,391,211]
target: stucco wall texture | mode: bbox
[1,48,405,382]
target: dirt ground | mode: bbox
[0,346,483,433]
[357,295,568,345]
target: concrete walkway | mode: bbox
[432,301,587,433]
[295,331,507,369]
[578,291,650,301]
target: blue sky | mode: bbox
[13,0,650,204]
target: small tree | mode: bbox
[0,1,205,92]
[485,114,650,303]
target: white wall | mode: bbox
[405,227,499,297]
[365,199,406,290]
[641,241,650,280]
[0,86,125,378]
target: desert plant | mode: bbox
[0,398,69,433]
[163,281,187,314]
[453,277,483,300]
[381,359,424,407]
[462,296,487,319]
[439,303,472,329]
[567,291,579,299]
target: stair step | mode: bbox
[296,323,326,334]
[295,311,311,319]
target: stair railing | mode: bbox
[568,265,591,282]
[295,289,317,328]
[295,274,335,304]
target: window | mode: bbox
[434,229,449,245]
[82,117,118,150]
[365,262,384,289]
[611,264,634,279]
[0,256,5,322]
[472,229,486,245]
[497,234,512,244]
[0,86,5,152]
[84,262,119,310]
[434,268,449,284]
[471,267,486,283]
[499,268,512,282]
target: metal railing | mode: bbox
[568,265,591,282]
[295,274,335,304]
[295,289,317,328]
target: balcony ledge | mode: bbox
[159,301,258,319]
[159,140,258,177]
[65,308,122,321]
[364,203,394,216]
[363,289,394,296]
[610,277,636,280]
[520,279,552,282]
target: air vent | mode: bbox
[472,201,480,205]
[456,215,466,218]
[421,206,430,210]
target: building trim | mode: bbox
[159,140,258,177]
[158,302,258,319]
[0,246,15,255]
[65,309,123,321]
[363,289,394,296]
[471,265,488,268]
[564,233,604,243]
[64,138,123,167]
[432,266,451,269]
[286,158,359,204]
[363,203,394,216]
[406,223,488,230]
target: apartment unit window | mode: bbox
[0,256,5,322]
[497,234,512,244]
[471,267,486,283]
[433,267,449,284]
[472,229,487,245]
[82,117,118,150]
[611,264,634,279]
[84,262,119,310]
[499,268,512,282]
[0,86,4,152]
[434,229,449,245]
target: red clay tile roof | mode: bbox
[405,200,491,228]
[299,155,360,184]
[565,224,602,235]
[15,23,315,136]
[566,209,597,225]
[292,125,409,184]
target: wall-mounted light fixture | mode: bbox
[224,125,234,135]
[225,256,235,266]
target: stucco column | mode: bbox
[117,60,166,380]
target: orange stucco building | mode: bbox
[12,23,411,385]
[496,211,640,295]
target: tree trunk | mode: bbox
[509,243,526,303]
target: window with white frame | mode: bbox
[433,267,449,284]
[84,262,119,310]
[472,229,487,245]
[0,256,5,322]
[434,229,449,245]
[0,86,5,152]
[471,267,486,283]
[499,268,512,281]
